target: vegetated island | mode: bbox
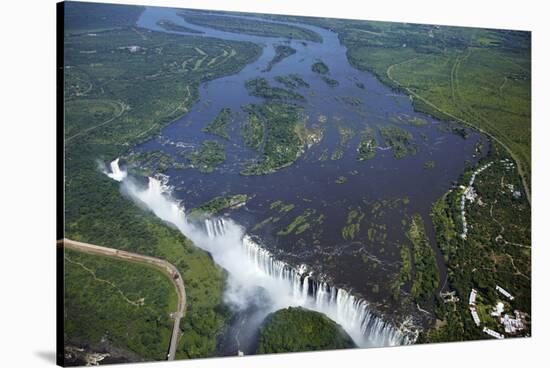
[264,45,297,72]
[256,307,356,354]
[156,19,204,34]
[245,77,305,101]
[203,107,232,139]
[240,103,322,175]
[179,11,322,42]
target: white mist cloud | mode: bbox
[106,162,409,348]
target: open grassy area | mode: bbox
[337,22,530,195]
[63,2,261,360]
[64,248,177,361]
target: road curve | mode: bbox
[60,238,186,361]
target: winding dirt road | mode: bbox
[60,238,186,361]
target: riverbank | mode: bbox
[62,2,262,361]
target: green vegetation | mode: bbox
[252,216,281,232]
[264,14,531,195]
[406,214,439,304]
[331,149,344,161]
[125,150,184,176]
[318,148,329,161]
[321,76,340,87]
[277,209,315,236]
[203,107,232,139]
[366,223,388,243]
[332,21,530,192]
[245,77,305,101]
[391,244,413,300]
[378,125,418,159]
[420,145,530,342]
[438,124,470,139]
[256,307,355,354]
[357,126,377,160]
[330,125,355,161]
[188,194,249,219]
[187,140,226,173]
[274,74,310,89]
[180,12,322,42]
[341,208,365,240]
[335,176,347,184]
[338,125,355,146]
[240,103,308,175]
[424,160,435,169]
[264,45,296,72]
[156,19,203,34]
[241,106,264,150]
[335,96,362,106]
[64,248,176,361]
[390,113,429,126]
[311,61,329,74]
[63,2,262,359]
[279,203,296,213]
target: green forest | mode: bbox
[256,307,356,353]
[421,144,531,342]
[62,2,261,361]
[64,249,177,361]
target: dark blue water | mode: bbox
[132,7,488,326]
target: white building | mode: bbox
[500,311,526,334]
[496,285,514,301]
[469,289,478,305]
[491,302,505,317]
[470,307,481,326]
[483,327,504,340]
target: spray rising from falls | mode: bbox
[104,158,127,182]
[117,170,411,347]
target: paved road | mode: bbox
[61,238,186,361]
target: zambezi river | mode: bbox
[109,6,489,355]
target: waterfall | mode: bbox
[105,158,127,182]
[119,174,412,348]
[238,224,410,347]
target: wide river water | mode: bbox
[124,6,489,354]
